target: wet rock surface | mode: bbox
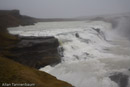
[109,72,129,87]
[6,36,61,69]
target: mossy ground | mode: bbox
[0,57,72,87]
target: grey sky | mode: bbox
[0,0,130,18]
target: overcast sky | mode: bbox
[0,0,130,18]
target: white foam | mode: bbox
[8,21,130,87]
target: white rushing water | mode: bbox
[8,20,130,87]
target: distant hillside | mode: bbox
[77,12,130,28]
[0,10,37,28]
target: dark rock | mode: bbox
[84,52,89,56]
[109,73,129,87]
[6,36,61,69]
[92,27,100,33]
[75,33,80,38]
[92,27,106,40]
[0,10,20,17]
[0,10,37,28]
[20,15,36,26]
[73,55,79,60]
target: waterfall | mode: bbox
[8,20,130,87]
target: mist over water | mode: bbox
[106,14,130,39]
[116,17,130,39]
[8,15,130,87]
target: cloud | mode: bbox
[0,0,130,18]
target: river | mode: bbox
[8,19,130,87]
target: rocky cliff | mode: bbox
[0,10,61,68]
[0,10,72,87]
[0,10,37,28]
[6,36,61,69]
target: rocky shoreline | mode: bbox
[0,10,73,87]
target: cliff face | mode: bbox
[0,10,72,87]
[0,10,37,28]
[6,36,61,69]
[0,10,36,48]
[0,10,34,47]
[0,10,61,68]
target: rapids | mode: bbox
[8,20,130,87]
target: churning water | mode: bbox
[8,20,130,87]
